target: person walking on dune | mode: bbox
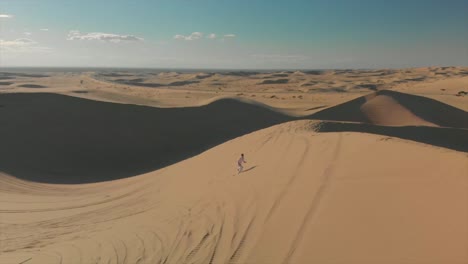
[237,153,247,173]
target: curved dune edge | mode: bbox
[308,90,468,128]
[1,120,467,263]
[60,88,468,126]
[0,93,294,184]
[1,91,466,184]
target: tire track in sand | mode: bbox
[264,136,309,221]
[282,133,343,264]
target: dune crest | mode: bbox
[1,91,466,184]
[309,90,468,128]
[0,93,293,184]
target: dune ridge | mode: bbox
[1,91,466,184]
[0,93,293,183]
[309,90,468,128]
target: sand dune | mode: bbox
[1,91,465,184]
[1,69,468,263]
[1,120,466,264]
[0,93,293,183]
[309,90,468,128]
[3,67,467,116]
[0,91,468,183]
[90,67,468,95]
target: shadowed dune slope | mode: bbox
[313,122,468,152]
[0,93,294,183]
[309,90,468,128]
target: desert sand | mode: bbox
[0,67,467,263]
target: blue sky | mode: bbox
[1,0,467,68]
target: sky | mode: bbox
[0,0,467,69]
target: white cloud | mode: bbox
[24,32,32,36]
[174,32,203,41]
[40,28,49,32]
[67,30,144,43]
[174,34,186,40]
[175,32,236,41]
[207,33,217,39]
[0,38,51,53]
[1,38,36,46]
[0,14,13,19]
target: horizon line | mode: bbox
[1,65,465,72]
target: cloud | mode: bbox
[1,38,36,46]
[220,34,236,41]
[24,32,32,36]
[174,34,186,40]
[0,38,51,53]
[67,30,144,43]
[174,32,203,41]
[40,29,49,32]
[175,32,236,41]
[0,14,13,19]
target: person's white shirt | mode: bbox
[237,154,246,173]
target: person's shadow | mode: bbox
[242,165,257,173]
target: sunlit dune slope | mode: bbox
[309,90,468,128]
[1,120,466,264]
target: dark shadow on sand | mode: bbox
[315,122,468,152]
[221,71,260,77]
[242,166,257,173]
[259,79,289,85]
[0,93,293,184]
[18,84,48,88]
[99,73,135,77]
[112,79,200,88]
[0,72,49,78]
